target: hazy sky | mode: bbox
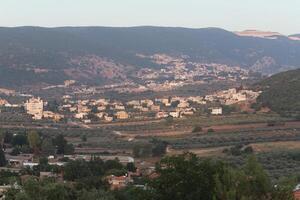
[1,0,300,35]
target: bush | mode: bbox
[192,126,203,133]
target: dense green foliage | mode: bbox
[4,153,296,200]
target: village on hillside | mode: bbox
[0,87,261,124]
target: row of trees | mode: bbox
[0,130,75,168]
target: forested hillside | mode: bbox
[255,69,300,117]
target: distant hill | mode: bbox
[235,30,283,39]
[289,34,300,41]
[0,26,300,87]
[255,69,300,117]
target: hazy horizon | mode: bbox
[0,25,297,36]
[1,0,300,35]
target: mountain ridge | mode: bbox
[0,26,300,87]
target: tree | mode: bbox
[113,186,152,200]
[149,153,223,200]
[41,182,71,200]
[64,160,92,181]
[146,153,292,200]
[15,192,31,200]
[214,165,241,200]
[0,147,6,167]
[78,189,116,200]
[41,138,56,156]
[126,163,136,172]
[52,134,74,155]
[238,156,272,200]
[12,134,28,147]
[22,177,42,200]
[150,139,168,157]
[53,134,67,155]
[104,159,124,171]
[27,131,41,156]
[7,178,72,200]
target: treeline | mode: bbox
[0,130,74,157]
[4,153,298,200]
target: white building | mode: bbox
[156,111,168,119]
[75,113,87,119]
[210,107,223,115]
[169,111,180,118]
[24,97,44,120]
[104,115,114,122]
[177,101,189,108]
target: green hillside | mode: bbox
[256,69,300,117]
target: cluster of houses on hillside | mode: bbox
[0,87,261,122]
[61,96,203,123]
[205,88,261,105]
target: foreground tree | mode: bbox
[237,156,272,200]
[146,153,293,200]
[149,153,224,200]
[78,189,116,200]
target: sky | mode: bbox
[0,0,300,35]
